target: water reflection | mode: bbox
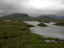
[24,21,64,39]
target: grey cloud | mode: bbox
[0,0,64,17]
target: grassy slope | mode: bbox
[0,21,64,48]
[54,22,64,26]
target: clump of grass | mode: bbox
[27,24,35,27]
[37,23,47,27]
[44,21,50,23]
[54,22,64,26]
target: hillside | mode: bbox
[0,13,35,21]
[46,15,64,20]
[57,16,64,20]
[0,13,58,21]
[36,15,57,21]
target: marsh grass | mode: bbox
[44,21,50,23]
[54,22,64,26]
[0,21,64,48]
[37,22,47,27]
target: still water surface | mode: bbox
[24,21,64,39]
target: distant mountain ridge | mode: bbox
[37,15,56,20]
[56,16,64,20]
[46,15,64,20]
[0,13,58,21]
[0,13,33,21]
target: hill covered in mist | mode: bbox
[0,13,59,21]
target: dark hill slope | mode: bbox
[0,13,57,21]
[0,13,36,21]
[36,16,57,21]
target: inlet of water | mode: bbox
[24,21,64,39]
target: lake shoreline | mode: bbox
[0,21,64,48]
[24,21,64,40]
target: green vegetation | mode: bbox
[54,22,64,26]
[44,21,50,23]
[37,23,47,27]
[27,24,35,27]
[0,21,64,48]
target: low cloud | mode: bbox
[0,0,64,17]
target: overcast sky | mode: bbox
[0,0,64,17]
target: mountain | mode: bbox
[46,15,64,20]
[36,15,57,21]
[0,13,36,21]
[56,16,64,20]
[0,13,58,21]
